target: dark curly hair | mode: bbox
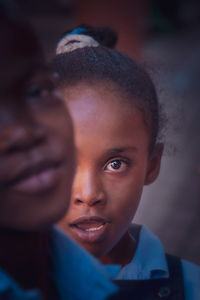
[52,25,162,153]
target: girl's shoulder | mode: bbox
[0,268,42,299]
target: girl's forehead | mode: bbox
[63,81,136,117]
[0,21,43,94]
[63,83,149,142]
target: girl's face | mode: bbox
[58,82,162,257]
[0,22,75,231]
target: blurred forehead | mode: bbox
[0,17,43,95]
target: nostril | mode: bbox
[90,198,106,207]
[75,199,83,205]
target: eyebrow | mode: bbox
[105,147,138,155]
[12,63,49,87]
[27,63,49,79]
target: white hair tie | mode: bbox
[56,33,99,55]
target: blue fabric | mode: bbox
[0,226,119,300]
[59,27,86,43]
[115,224,200,300]
[70,28,86,35]
[0,270,42,300]
[48,227,119,300]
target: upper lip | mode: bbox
[1,158,66,188]
[70,216,110,226]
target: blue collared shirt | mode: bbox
[0,226,119,300]
[115,224,200,300]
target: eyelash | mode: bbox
[104,158,131,173]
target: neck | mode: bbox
[99,231,136,266]
[0,228,49,298]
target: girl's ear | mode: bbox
[145,143,164,185]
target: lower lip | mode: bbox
[69,222,109,243]
[11,166,64,194]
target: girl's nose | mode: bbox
[0,122,46,154]
[73,170,106,207]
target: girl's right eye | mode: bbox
[26,82,54,99]
[104,159,129,173]
[24,77,62,108]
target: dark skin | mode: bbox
[58,82,163,267]
[100,231,136,266]
[0,18,75,299]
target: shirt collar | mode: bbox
[0,226,119,300]
[0,269,42,300]
[115,224,169,280]
[48,226,119,300]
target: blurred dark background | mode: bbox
[15,0,200,264]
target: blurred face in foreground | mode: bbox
[0,18,75,231]
[58,81,162,261]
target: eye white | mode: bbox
[106,160,126,172]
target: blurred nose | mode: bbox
[0,111,46,154]
[73,168,106,207]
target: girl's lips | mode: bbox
[4,160,66,195]
[69,217,110,243]
[12,166,63,194]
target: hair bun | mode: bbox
[56,24,118,55]
[59,24,118,49]
[79,24,118,49]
